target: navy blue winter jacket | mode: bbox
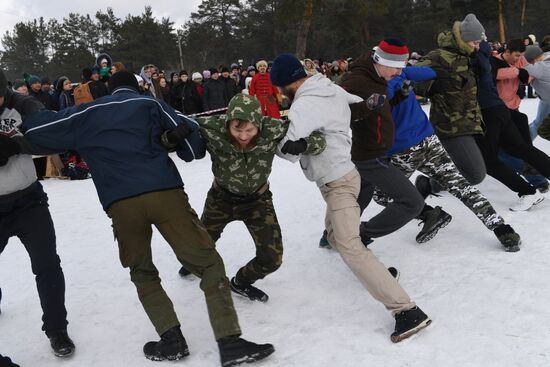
[22,87,206,210]
[386,67,436,155]
[474,41,506,110]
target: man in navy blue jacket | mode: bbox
[1,71,274,366]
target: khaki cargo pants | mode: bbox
[107,188,241,339]
[319,169,416,314]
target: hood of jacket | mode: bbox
[225,93,263,131]
[294,73,337,100]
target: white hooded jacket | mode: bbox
[524,52,550,104]
[278,74,362,186]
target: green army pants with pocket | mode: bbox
[200,183,283,285]
[107,188,241,340]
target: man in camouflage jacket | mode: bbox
[415,14,487,192]
[178,94,326,302]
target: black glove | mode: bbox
[399,80,413,97]
[365,93,386,110]
[518,68,530,84]
[161,122,192,148]
[281,139,308,155]
[0,135,21,166]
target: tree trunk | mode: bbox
[498,0,506,43]
[520,0,527,32]
[295,0,314,59]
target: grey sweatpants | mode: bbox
[354,158,424,239]
[431,135,486,191]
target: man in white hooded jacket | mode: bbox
[270,53,431,343]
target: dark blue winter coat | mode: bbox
[474,41,506,110]
[386,67,436,155]
[22,87,206,210]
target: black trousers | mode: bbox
[355,158,424,238]
[476,105,550,196]
[0,183,68,335]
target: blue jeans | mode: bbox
[529,99,550,140]
[498,150,548,188]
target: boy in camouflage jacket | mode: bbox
[415,14,487,192]
[177,94,326,301]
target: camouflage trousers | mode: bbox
[374,135,504,230]
[201,183,283,284]
[537,113,550,141]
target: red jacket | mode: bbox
[249,72,280,118]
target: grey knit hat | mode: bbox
[524,45,544,63]
[460,14,485,42]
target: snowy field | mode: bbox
[1,99,550,367]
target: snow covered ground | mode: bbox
[1,99,550,367]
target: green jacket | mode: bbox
[415,21,485,139]
[197,94,326,195]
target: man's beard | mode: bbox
[228,131,260,150]
[282,86,296,103]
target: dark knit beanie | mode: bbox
[220,66,230,73]
[108,70,139,93]
[270,53,307,87]
[29,75,41,86]
[41,76,50,85]
[179,70,188,77]
[0,70,7,97]
[209,68,219,75]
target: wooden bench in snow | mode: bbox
[32,155,68,179]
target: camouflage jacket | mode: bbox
[197,94,326,195]
[415,21,485,139]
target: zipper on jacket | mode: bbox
[377,115,381,144]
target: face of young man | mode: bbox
[91,73,100,81]
[503,50,523,65]
[466,40,481,51]
[180,74,188,82]
[30,82,41,92]
[41,84,50,92]
[228,119,259,148]
[374,63,403,81]
[222,71,230,78]
[16,86,28,95]
[211,72,219,80]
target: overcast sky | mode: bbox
[0,0,203,40]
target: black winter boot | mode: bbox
[143,326,189,361]
[391,306,431,343]
[178,266,192,277]
[493,224,521,252]
[47,329,75,357]
[416,206,452,243]
[218,336,275,367]
[230,277,268,302]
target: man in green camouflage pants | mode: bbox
[178,94,326,301]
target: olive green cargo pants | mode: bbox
[107,188,241,339]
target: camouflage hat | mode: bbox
[225,93,262,128]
